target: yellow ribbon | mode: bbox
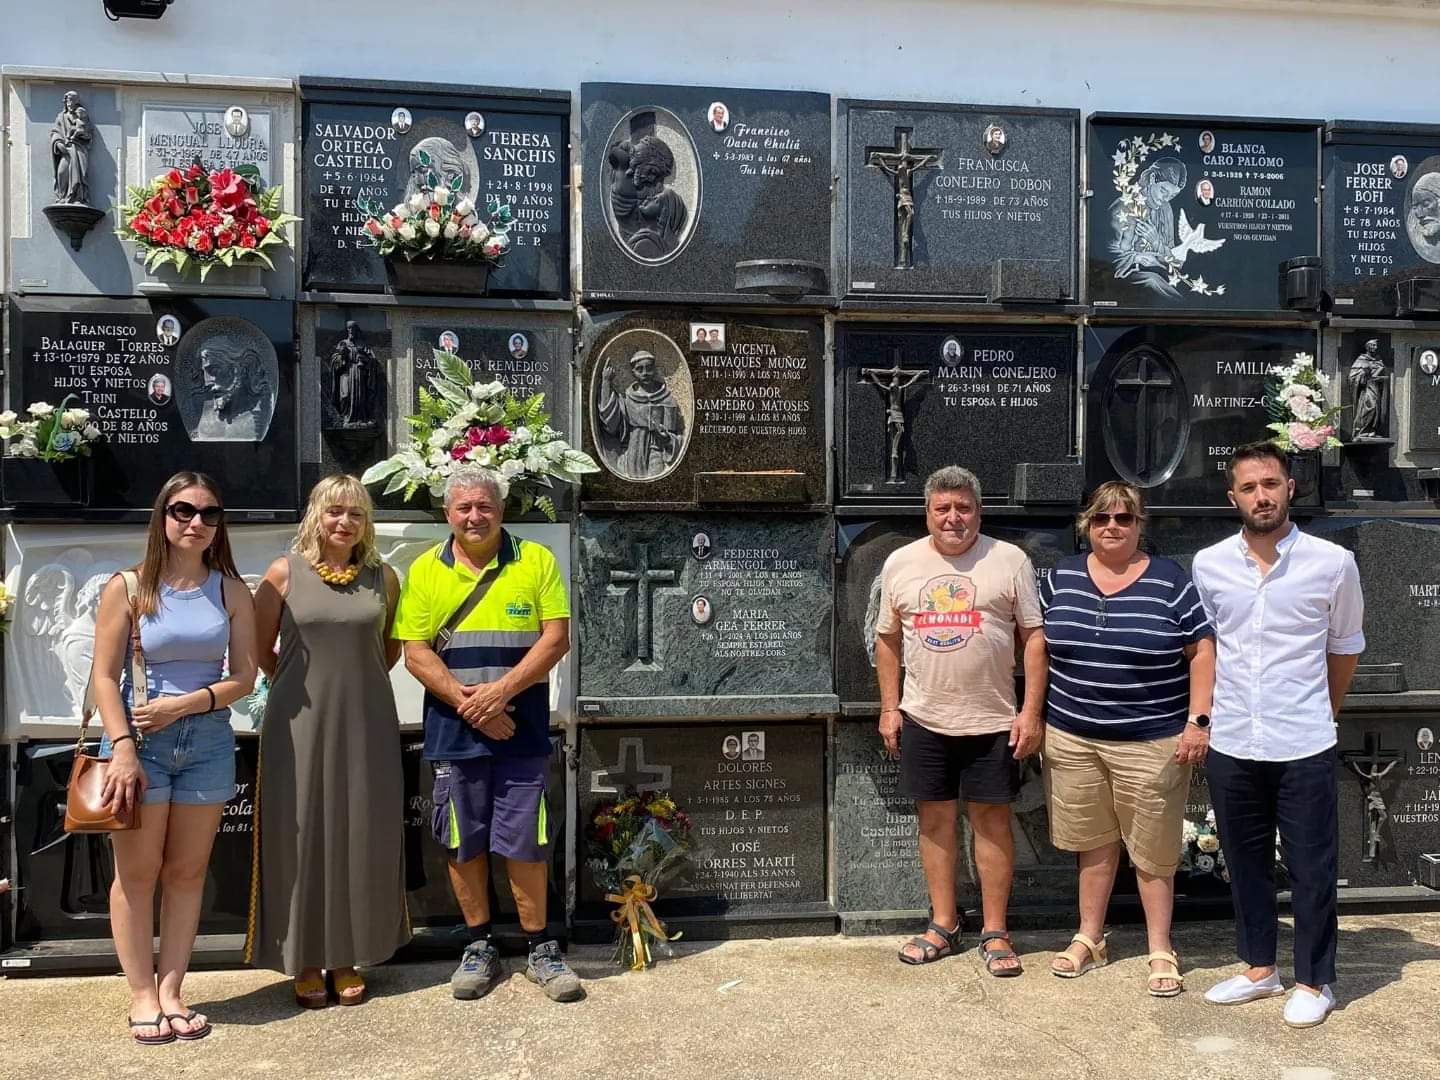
[606,875,676,971]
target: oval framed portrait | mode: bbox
[590,327,694,483]
[175,316,278,443]
[1403,155,1440,265]
[601,105,702,267]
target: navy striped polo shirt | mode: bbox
[1039,553,1213,741]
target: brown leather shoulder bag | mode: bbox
[64,570,148,833]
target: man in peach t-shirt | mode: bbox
[876,466,1047,976]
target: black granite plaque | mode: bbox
[11,739,257,943]
[837,101,1077,305]
[837,324,1075,503]
[1085,324,1318,508]
[408,315,570,417]
[577,723,826,914]
[576,514,835,717]
[581,83,831,304]
[1325,122,1440,319]
[6,295,299,518]
[310,305,393,491]
[299,77,569,297]
[833,517,1073,706]
[1336,720,1440,889]
[1311,516,1440,692]
[579,311,826,509]
[834,718,926,912]
[1410,343,1440,452]
[1087,114,1320,316]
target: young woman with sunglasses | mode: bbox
[92,472,257,1044]
[1035,481,1215,996]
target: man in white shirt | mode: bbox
[1192,442,1364,1028]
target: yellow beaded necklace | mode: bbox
[313,559,361,586]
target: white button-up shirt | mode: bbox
[1192,524,1365,762]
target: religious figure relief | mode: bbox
[866,129,941,271]
[50,91,95,206]
[603,107,699,265]
[1404,164,1440,265]
[594,339,690,482]
[1343,734,1404,867]
[1348,338,1391,442]
[1108,133,1227,299]
[403,136,473,201]
[18,561,110,719]
[324,321,379,432]
[175,317,279,443]
[859,355,928,484]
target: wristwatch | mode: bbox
[1187,713,1211,729]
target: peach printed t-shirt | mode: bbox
[875,534,1043,737]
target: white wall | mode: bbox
[4,0,1439,123]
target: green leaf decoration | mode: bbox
[430,377,470,408]
[536,495,557,522]
[382,472,411,496]
[427,170,438,189]
[450,173,463,191]
[417,149,432,168]
[360,458,407,485]
[234,164,263,189]
[437,349,474,388]
[560,448,602,474]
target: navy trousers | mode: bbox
[1206,747,1338,988]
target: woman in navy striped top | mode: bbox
[1038,481,1215,997]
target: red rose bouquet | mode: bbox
[118,162,298,280]
[585,792,694,970]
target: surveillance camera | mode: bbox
[104,0,174,19]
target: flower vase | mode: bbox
[2,456,89,507]
[385,259,491,297]
[1287,450,1321,505]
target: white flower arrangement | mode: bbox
[0,396,103,462]
[1265,351,1342,451]
[0,580,13,635]
[360,350,598,519]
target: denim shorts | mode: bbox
[100,709,236,806]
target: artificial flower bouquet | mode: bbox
[1266,351,1342,451]
[0,581,14,635]
[357,166,513,264]
[118,162,297,279]
[360,350,597,519]
[0,397,102,461]
[585,792,694,970]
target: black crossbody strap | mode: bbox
[433,564,502,651]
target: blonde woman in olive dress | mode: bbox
[247,475,409,1006]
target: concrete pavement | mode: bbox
[3,914,1439,1079]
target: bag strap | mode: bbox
[432,563,502,651]
[78,570,148,748]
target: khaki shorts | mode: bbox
[1042,725,1191,876]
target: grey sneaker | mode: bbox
[525,940,583,1002]
[451,941,501,1000]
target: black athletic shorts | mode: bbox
[897,715,1021,804]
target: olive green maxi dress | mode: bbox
[246,556,409,974]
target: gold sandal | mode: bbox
[1051,932,1107,978]
[294,972,329,1010]
[1146,951,1185,998]
[331,969,366,1006]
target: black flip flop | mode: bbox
[163,1010,212,1041]
[898,920,963,965]
[128,1013,176,1045]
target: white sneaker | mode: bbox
[1204,971,1286,1005]
[1283,984,1335,1028]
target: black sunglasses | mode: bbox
[166,501,225,527]
[1091,512,1137,527]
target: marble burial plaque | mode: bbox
[1409,342,1440,452]
[836,324,1075,502]
[834,718,1075,912]
[12,738,258,942]
[1085,324,1318,508]
[6,295,299,516]
[1335,720,1440,889]
[4,74,296,298]
[579,311,826,509]
[576,514,835,716]
[1325,122,1440,318]
[1311,517,1440,692]
[1087,114,1320,316]
[581,82,831,304]
[299,77,569,296]
[838,100,1077,304]
[578,724,826,912]
[833,517,1074,706]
